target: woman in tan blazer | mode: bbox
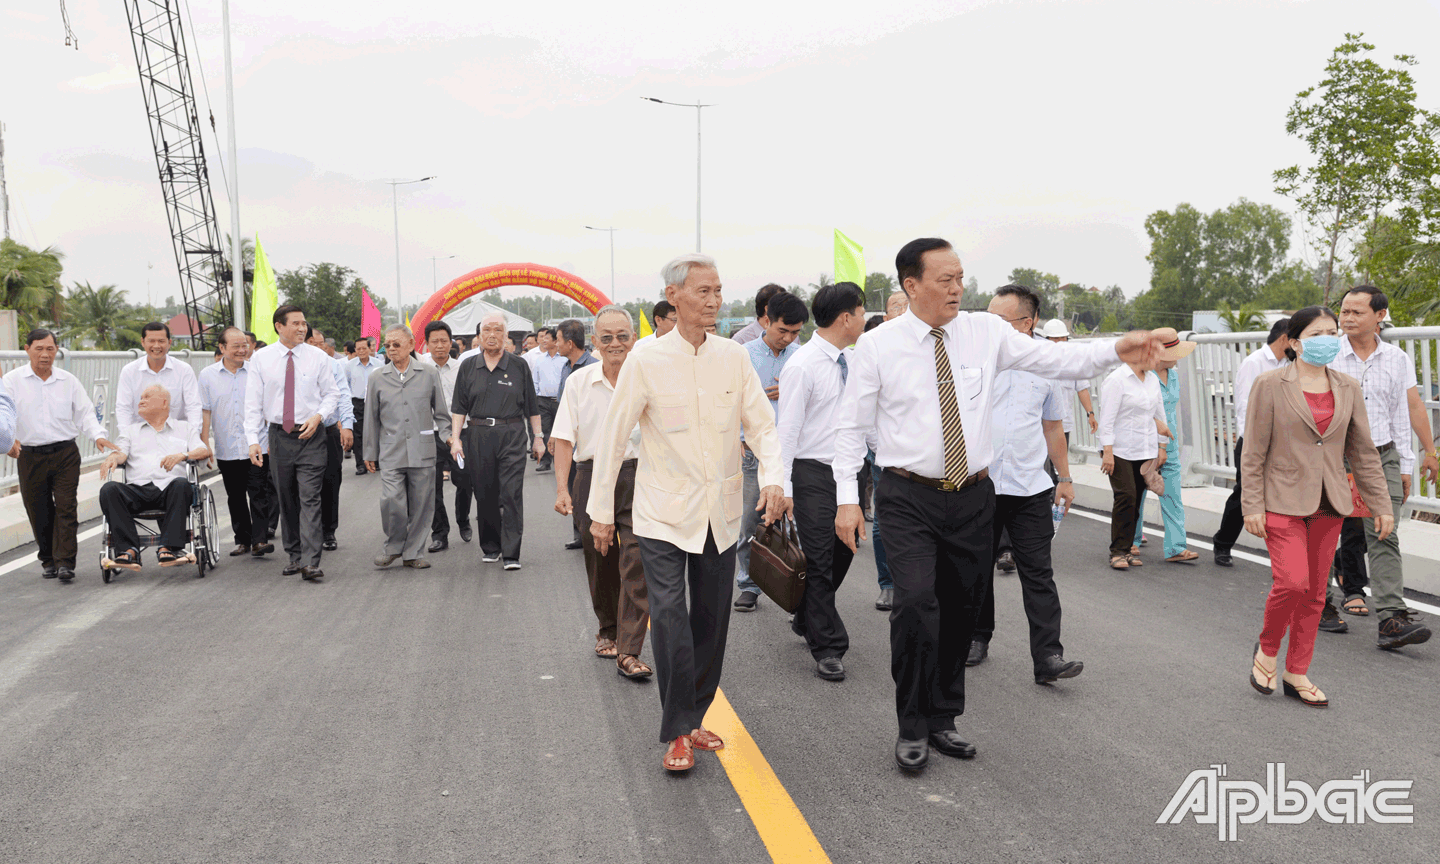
[1241,306,1393,708]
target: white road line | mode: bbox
[0,474,226,578]
[1067,507,1440,616]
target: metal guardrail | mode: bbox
[1,349,216,491]
[1066,327,1440,517]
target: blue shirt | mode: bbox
[199,361,263,460]
[532,351,566,398]
[347,356,381,398]
[0,377,15,456]
[743,335,800,441]
[557,350,597,403]
[327,358,355,429]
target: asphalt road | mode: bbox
[0,463,1436,863]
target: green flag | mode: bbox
[834,228,865,289]
[251,234,279,345]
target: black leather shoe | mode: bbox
[250,542,274,556]
[42,566,58,579]
[928,729,977,759]
[428,538,449,553]
[282,563,303,576]
[875,588,893,611]
[733,590,758,612]
[995,551,1016,573]
[564,539,583,550]
[355,466,368,476]
[790,615,806,638]
[816,657,845,681]
[895,736,929,770]
[1034,654,1084,684]
[322,537,338,551]
[1214,548,1234,567]
[56,567,76,583]
[459,525,472,543]
[966,640,988,667]
[300,565,324,582]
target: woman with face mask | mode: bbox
[1240,306,1394,708]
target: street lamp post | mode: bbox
[220,0,244,329]
[429,254,456,293]
[387,176,434,325]
[642,98,713,253]
[584,226,617,298]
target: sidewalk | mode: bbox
[1069,462,1440,597]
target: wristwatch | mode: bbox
[1058,476,1073,483]
[1086,411,1094,417]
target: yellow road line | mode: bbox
[704,687,833,863]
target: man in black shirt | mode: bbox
[449,312,544,570]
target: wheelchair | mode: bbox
[98,460,220,583]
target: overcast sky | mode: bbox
[6,0,1440,315]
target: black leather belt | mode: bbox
[573,459,637,472]
[885,466,988,492]
[21,440,77,456]
[468,416,524,427]
[1377,441,1395,455]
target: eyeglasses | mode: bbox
[597,333,633,345]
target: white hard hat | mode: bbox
[1039,319,1071,338]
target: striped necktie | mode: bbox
[930,328,969,486]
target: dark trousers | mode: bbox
[216,457,272,546]
[536,396,558,469]
[269,424,327,567]
[1108,456,1147,557]
[637,529,736,743]
[1043,431,1070,485]
[1213,439,1245,552]
[878,470,994,741]
[1331,516,1370,598]
[432,436,472,540]
[463,423,527,560]
[321,424,343,538]
[975,489,1064,668]
[100,479,192,551]
[262,454,280,539]
[17,441,82,569]
[574,460,649,655]
[351,398,366,471]
[791,459,854,661]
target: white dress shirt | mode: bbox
[776,336,852,497]
[0,378,15,455]
[243,341,340,447]
[115,419,202,489]
[1333,334,1418,475]
[1056,378,1088,435]
[550,362,641,462]
[1233,343,1288,436]
[419,352,461,430]
[833,310,1121,505]
[115,354,203,428]
[988,341,1064,497]
[347,356,381,398]
[586,327,783,554]
[325,358,355,429]
[2,365,107,447]
[1098,365,1165,462]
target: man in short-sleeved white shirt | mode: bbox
[115,322,203,428]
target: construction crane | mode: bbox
[121,1,233,347]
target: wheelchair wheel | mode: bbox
[99,519,115,584]
[194,486,220,577]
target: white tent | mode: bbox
[438,296,533,336]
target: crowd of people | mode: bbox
[2,240,1438,774]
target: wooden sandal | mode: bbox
[594,637,618,658]
[689,728,724,751]
[1343,597,1370,616]
[1109,555,1130,570]
[663,735,695,771]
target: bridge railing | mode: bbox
[0,350,216,491]
[1067,327,1440,517]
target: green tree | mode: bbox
[1,238,67,331]
[278,263,373,345]
[1274,33,1440,301]
[1202,198,1292,308]
[67,282,144,349]
[864,272,896,312]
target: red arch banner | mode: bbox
[410,263,612,345]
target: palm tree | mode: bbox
[1216,300,1267,333]
[68,282,143,350]
[0,238,67,329]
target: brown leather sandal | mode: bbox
[663,735,695,771]
[689,728,724,751]
[1166,549,1200,564]
[1126,554,1144,567]
[617,654,653,679]
[1109,555,1130,570]
[594,637,618,658]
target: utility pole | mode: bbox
[0,121,10,240]
[642,98,714,253]
[221,0,245,328]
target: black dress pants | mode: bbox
[1108,456,1147,557]
[217,457,272,546]
[1331,516,1370,598]
[1213,439,1245,552]
[269,424,327,567]
[463,422,527,560]
[100,479,192,551]
[432,436,472,540]
[17,441,82,569]
[790,459,855,661]
[878,470,994,741]
[351,398,367,471]
[974,489,1065,669]
[536,396,558,469]
[321,424,343,538]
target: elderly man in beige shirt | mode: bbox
[589,253,789,773]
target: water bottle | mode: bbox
[1052,504,1064,535]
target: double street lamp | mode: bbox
[387,176,434,324]
[642,97,714,253]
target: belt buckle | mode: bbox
[941,479,957,492]
[482,417,497,427]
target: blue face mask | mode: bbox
[1299,334,1341,366]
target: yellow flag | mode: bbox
[405,309,411,327]
[638,308,654,338]
[834,228,865,289]
[250,234,279,345]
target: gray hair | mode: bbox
[480,311,508,329]
[141,383,171,402]
[383,324,413,343]
[661,253,717,288]
[593,304,634,330]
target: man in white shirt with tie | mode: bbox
[115,321,203,427]
[245,305,339,582]
[98,384,211,569]
[833,238,1163,770]
[199,326,276,558]
[777,282,868,682]
[588,254,789,773]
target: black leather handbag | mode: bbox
[748,517,807,613]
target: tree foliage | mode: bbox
[278,263,375,345]
[1,238,67,331]
[67,282,144,349]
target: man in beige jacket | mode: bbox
[589,253,789,772]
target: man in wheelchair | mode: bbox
[99,384,211,569]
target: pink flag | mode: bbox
[361,287,382,342]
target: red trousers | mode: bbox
[1258,511,1344,674]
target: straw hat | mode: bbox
[1154,327,1197,360]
